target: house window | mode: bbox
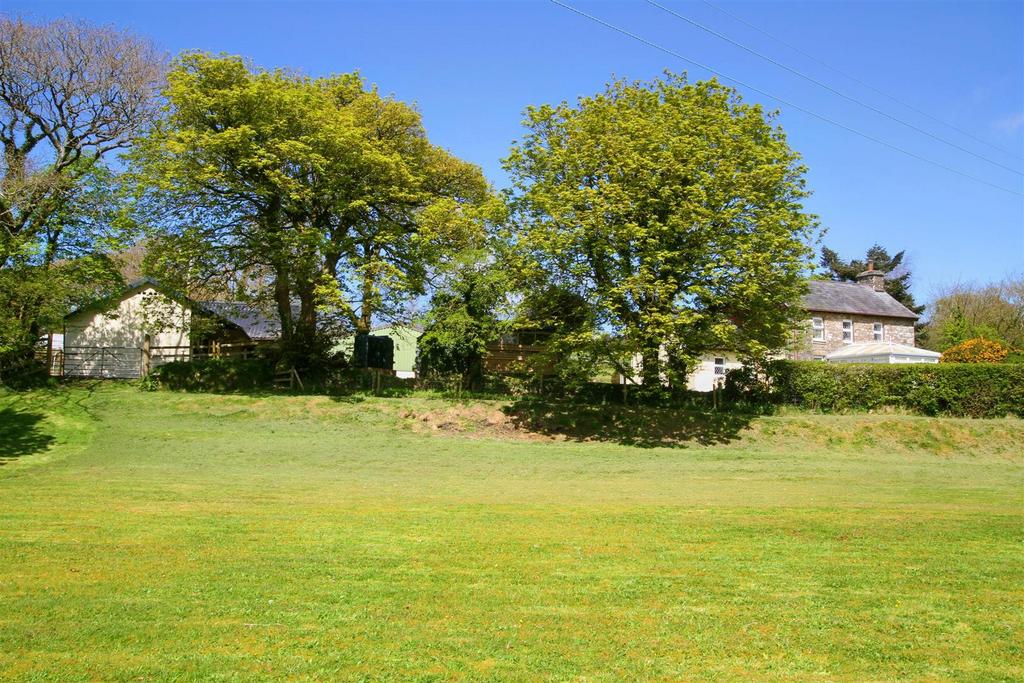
[873,323,883,341]
[713,357,726,375]
[812,317,825,342]
[842,320,853,343]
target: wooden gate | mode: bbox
[62,347,143,379]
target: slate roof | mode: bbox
[803,280,919,320]
[199,301,299,341]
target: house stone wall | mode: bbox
[788,313,915,360]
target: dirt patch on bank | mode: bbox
[401,404,554,441]
[398,399,1024,455]
[399,400,753,447]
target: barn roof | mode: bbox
[803,280,919,320]
[64,279,295,342]
[198,301,298,342]
[64,277,181,321]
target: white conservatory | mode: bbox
[825,341,940,365]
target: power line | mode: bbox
[646,0,1022,176]
[548,0,1024,197]
[701,0,1023,160]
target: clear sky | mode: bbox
[8,0,1024,308]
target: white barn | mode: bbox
[60,279,283,378]
[63,280,191,378]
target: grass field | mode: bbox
[1,383,1021,681]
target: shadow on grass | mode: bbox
[0,408,55,462]
[503,398,755,448]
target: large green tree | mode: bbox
[820,244,925,315]
[130,53,494,362]
[503,74,817,385]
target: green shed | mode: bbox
[334,324,421,378]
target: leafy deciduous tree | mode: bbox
[923,277,1024,351]
[130,53,494,364]
[503,73,817,385]
[417,252,510,390]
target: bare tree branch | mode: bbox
[0,14,166,264]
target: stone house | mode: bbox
[788,263,918,361]
[685,263,920,389]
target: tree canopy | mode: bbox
[923,276,1023,351]
[820,244,925,315]
[417,252,510,390]
[503,73,817,385]
[129,53,496,362]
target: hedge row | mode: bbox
[153,357,275,392]
[724,360,1024,418]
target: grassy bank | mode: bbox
[1,384,1021,680]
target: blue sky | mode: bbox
[8,0,1024,307]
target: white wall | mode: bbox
[619,349,743,391]
[65,287,191,349]
[686,352,743,392]
[829,354,939,364]
[63,287,191,377]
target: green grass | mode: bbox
[1,383,1021,681]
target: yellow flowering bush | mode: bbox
[941,338,1010,363]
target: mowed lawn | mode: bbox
[0,384,1021,681]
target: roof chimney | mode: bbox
[856,260,886,292]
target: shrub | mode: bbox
[723,360,1024,418]
[941,337,1010,363]
[153,357,274,393]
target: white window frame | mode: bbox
[873,322,884,341]
[812,317,825,342]
[842,320,853,343]
[713,357,726,375]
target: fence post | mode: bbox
[142,336,151,376]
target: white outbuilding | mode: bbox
[59,278,285,378]
[825,341,940,365]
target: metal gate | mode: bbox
[62,347,143,379]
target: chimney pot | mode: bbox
[856,262,886,292]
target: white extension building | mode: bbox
[825,341,940,365]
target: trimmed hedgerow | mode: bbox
[153,357,274,393]
[723,360,1024,418]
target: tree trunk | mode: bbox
[273,269,293,346]
[467,352,484,392]
[295,284,317,352]
[358,267,374,334]
[641,344,662,387]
